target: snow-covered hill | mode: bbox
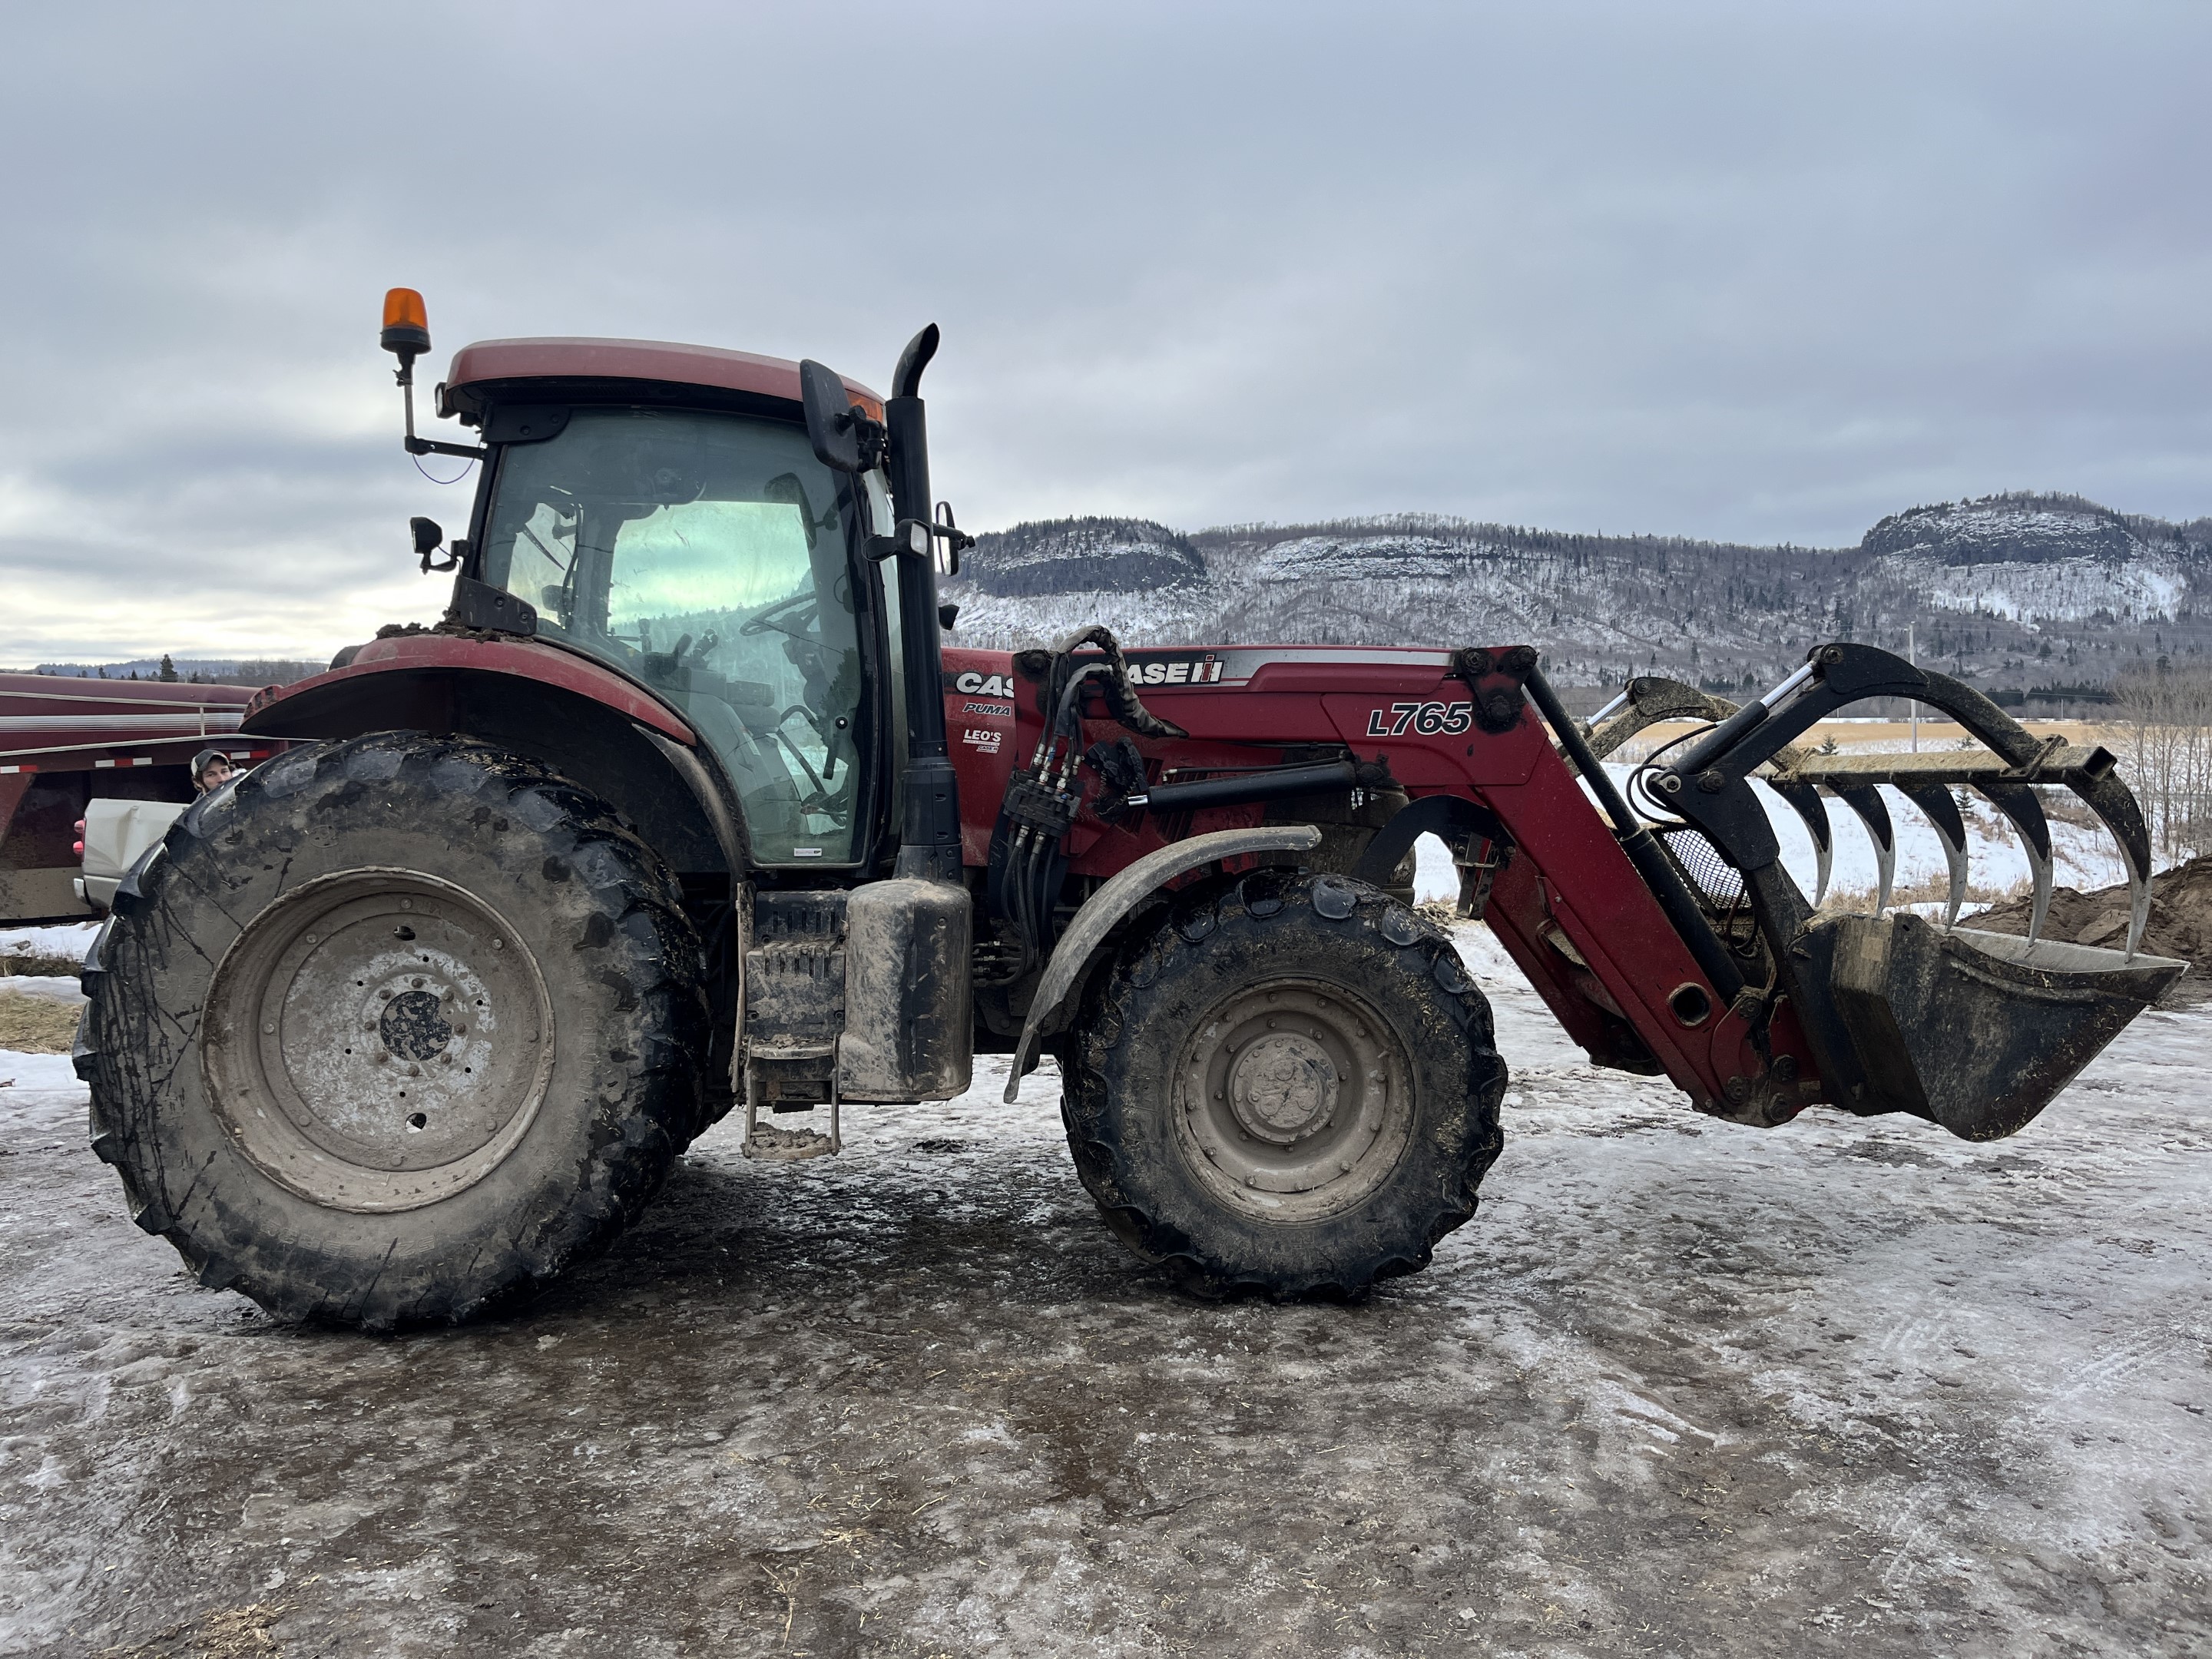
[944,495,2212,696]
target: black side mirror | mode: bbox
[800,360,883,474]
[411,516,459,574]
[933,499,975,577]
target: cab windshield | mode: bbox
[478,406,873,865]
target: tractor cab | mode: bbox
[438,337,915,872]
[469,397,886,865]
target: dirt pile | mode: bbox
[1972,855,2212,972]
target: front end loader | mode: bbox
[72,298,2185,1325]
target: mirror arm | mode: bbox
[406,436,491,460]
[411,435,493,462]
[848,416,889,470]
[392,353,488,460]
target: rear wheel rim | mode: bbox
[201,867,556,1214]
[1171,979,1414,1224]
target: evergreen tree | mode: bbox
[158,654,178,681]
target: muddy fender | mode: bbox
[1002,824,1323,1101]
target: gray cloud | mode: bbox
[3,1,2207,663]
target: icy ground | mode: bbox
[3,923,2209,1657]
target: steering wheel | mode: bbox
[741,593,818,640]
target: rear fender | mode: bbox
[1002,824,1323,1101]
[244,643,743,877]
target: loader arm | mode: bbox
[992,639,2180,1143]
[986,643,1826,1124]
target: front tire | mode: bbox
[1061,870,1506,1298]
[79,732,708,1329]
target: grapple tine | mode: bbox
[2065,769,2157,959]
[1975,781,2053,945]
[1899,783,1970,929]
[1832,785,1895,915]
[1768,779,1833,906]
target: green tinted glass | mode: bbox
[480,408,872,865]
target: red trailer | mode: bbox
[0,676,276,923]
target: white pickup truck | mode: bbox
[77,797,190,909]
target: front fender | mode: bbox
[1002,823,1323,1102]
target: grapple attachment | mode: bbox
[1581,646,2186,1140]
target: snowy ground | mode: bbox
[3,922,2208,1656]
[0,921,99,968]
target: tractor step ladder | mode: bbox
[740,1044,842,1161]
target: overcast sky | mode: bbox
[3,2,2207,666]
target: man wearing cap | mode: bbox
[190,748,236,795]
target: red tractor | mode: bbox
[75,292,2185,1327]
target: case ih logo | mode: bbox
[1127,654,1225,687]
[952,671,1015,698]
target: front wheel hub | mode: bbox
[201,869,555,1213]
[1174,981,1413,1224]
[1227,1030,1341,1145]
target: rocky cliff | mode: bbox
[943,494,2212,694]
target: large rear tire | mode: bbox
[79,732,708,1329]
[1060,870,1506,1298]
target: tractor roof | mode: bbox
[439,337,883,420]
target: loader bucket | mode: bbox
[1816,913,2186,1141]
